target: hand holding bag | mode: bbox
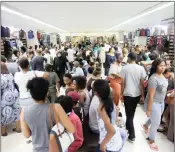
[49,104,74,152]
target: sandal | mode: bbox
[148,142,159,151]
[141,124,149,134]
[13,128,21,133]
[1,132,8,136]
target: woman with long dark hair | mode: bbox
[142,58,168,151]
[93,79,126,152]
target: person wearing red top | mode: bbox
[56,95,84,152]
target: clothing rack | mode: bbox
[1,39,4,55]
[168,35,174,68]
[20,38,27,48]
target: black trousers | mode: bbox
[56,71,64,87]
[124,96,140,139]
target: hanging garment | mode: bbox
[128,32,132,39]
[19,29,26,39]
[37,31,41,39]
[1,26,6,37]
[145,28,150,36]
[140,28,146,36]
[6,27,10,38]
[136,29,140,36]
[28,30,34,39]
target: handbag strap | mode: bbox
[49,104,62,135]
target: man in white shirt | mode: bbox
[120,52,146,142]
[73,61,84,76]
[67,46,74,63]
[14,57,49,107]
[89,95,100,134]
[49,46,56,59]
[104,42,111,52]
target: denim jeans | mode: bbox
[145,102,164,140]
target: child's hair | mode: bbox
[88,67,94,74]
[93,68,101,77]
[27,77,49,101]
[55,95,73,113]
[89,62,95,66]
[45,64,52,72]
[93,79,114,122]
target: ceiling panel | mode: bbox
[1,2,173,33]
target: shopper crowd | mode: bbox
[1,41,174,152]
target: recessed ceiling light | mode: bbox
[60,17,64,19]
[1,5,69,33]
[105,2,174,32]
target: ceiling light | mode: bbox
[105,2,174,32]
[1,5,69,33]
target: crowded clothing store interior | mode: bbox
[1,1,174,152]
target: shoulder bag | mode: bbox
[48,104,74,152]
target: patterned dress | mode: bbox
[1,74,20,126]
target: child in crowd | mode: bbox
[56,96,84,152]
[67,90,84,123]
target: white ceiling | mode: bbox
[1,2,174,33]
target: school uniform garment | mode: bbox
[14,71,44,107]
[120,64,146,139]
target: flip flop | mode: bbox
[141,124,149,134]
[1,132,8,136]
[148,142,159,151]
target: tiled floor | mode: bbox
[1,104,174,152]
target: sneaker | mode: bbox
[128,137,135,143]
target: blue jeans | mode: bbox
[145,102,164,140]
